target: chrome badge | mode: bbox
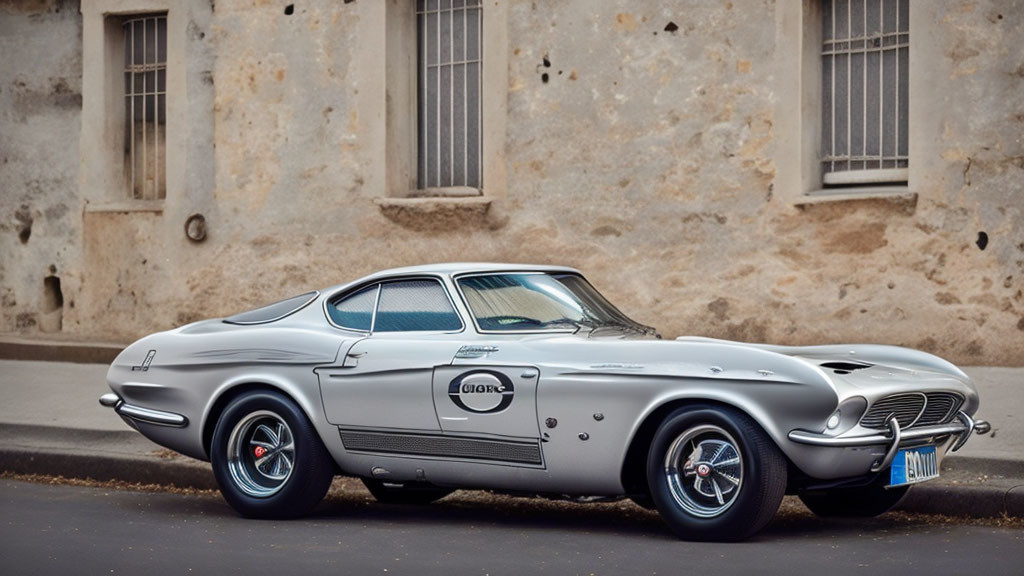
[449,371,514,414]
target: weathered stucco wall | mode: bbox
[0,0,83,335]
[2,0,1022,364]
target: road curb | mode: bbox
[1,423,1021,518]
[899,482,1024,518]
[0,337,123,364]
[0,447,218,490]
[0,423,216,490]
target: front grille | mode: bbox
[916,392,963,427]
[340,430,543,465]
[860,392,964,430]
[860,393,925,429]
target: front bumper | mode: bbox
[98,393,188,428]
[788,411,990,473]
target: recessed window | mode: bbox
[122,14,167,200]
[821,0,908,187]
[328,279,462,332]
[416,0,482,191]
[329,284,378,331]
[375,280,463,332]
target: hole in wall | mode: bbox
[664,21,679,33]
[15,205,32,244]
[977,231,989,251]
[41,275,63,333]
[284,4,294,15]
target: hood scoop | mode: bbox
[820,361,873,375]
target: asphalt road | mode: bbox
[2,479,1023,576]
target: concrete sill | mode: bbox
[795,188,918,208]
[374,196,494,231]
[85,200,164,214]
[406,186,482,198]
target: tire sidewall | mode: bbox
[646,405,778,540]
[211,390,328,518]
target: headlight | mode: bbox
[826,410,842,430]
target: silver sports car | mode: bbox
[99,263,989,541]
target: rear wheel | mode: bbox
[647,405,787,541]
[211,391,334,518]
[799,481,910,517]
[362,478,453,505]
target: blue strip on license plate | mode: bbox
[889,445,939,487]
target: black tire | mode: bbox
[211,390,334,518]
[362,478,453,505]
[646,404,787,542]
[799,481,910,518]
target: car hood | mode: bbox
[673,336,978,411]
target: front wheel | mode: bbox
[799,481,910,517]
[647,405,787,541]
[211,391,334,518]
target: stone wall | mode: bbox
[1,0,1022,364]
[0,0,83,335]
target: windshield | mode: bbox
[456,273,654,335]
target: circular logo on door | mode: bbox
[449,371,515,414]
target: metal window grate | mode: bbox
[821,0,908,186]
[123,14,167,200]
[417,0,482,190]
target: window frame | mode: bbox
[415,0,484,193]
[773,0,940,205]
[324,276,466,335]
[819,0,909,188]
[121,12,169,201]
[381,0,507,200]
[453,271,629,336]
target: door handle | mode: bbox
[346,351,367,358]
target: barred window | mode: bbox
[417,0,482,191]
[123,14,167,200]
[821,0,908,186]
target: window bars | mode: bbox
[417,0,482,191]
[821,0,908,186]
[123,14,167,200]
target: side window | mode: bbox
[329,284,378,331]
[375,280,462,332]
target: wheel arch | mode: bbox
[619,396,790,498]
[201,379,315,460]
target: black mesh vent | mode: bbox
[917,392,963,427]
[860,393,925,429]
[340,430,542,465]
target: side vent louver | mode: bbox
[820,361,874,375]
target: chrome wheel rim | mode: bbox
[227,410,295,498]
[664,424,743,518]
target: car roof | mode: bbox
[322,262,582,295]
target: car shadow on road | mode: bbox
[135,483,985,544]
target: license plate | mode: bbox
[889,445,939,487]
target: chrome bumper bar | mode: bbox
[788,411,990,472]
[99,393,188,428]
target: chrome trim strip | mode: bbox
[788,420,967,447]
[98,393,188,427]
[870,417,901,473]
[973,419,991,435]
[951,411,975,452]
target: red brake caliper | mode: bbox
[254,446,266,458]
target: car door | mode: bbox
[317,278,467,432]
[432,359,542,440]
